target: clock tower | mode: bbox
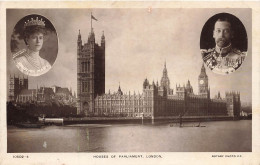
[198,63,209,98]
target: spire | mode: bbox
[78,29,81,40]
[218,91,221,99]
[78,29,82,49]
[163,61,167,74]
[199,63,207,78]
[201,63,206,73]
[101,31,105,40]
[152,80,155,87]
[118,82,121,90]
[187,79,191,87]
[143,78,149,88]
[117,82,123,95]
[202,62,205,70]
[101,30,105,48]
[161,62,170,90]
[91,12,93,32]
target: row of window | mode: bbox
[18,95,34,102]
[95,100,154,105]
[82,81,90,92]
[102,100,143,104]
[81,62,90,73]
[94,108,152,113]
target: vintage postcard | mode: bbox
[0,1,259,165]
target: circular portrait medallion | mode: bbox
[200,13,248,75]
[11,14,58,76]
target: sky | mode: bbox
[6,8,252,103]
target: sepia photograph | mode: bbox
[0,2,259,164]
[10,14,58,76]
[5,8,252,153]
[200,12,248,75]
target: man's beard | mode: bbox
[216,38,230,48]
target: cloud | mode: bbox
[6,9,252,103]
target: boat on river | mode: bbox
[170,114,206,128]
[15,123,44,128]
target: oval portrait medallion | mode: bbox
[200,13,248,75]
[11,14,58,76]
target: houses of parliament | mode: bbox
[77,27,241,119]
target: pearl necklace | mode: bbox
[24,49,44,70]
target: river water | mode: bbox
[7,120,251,152]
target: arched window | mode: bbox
[81,62,89,72]
[82,81,89,92]
[87,61,90,72]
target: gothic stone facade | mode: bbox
[9,75,28,101]
[93,64,240,118]
[77,28,105,114]
[77,30,240,118]
[8,76,75,104]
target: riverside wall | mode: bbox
[63,116,238,125]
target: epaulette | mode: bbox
[203,53,213,61]
[201,48,215,54]
[241,51,247,57]
[202,48,215,61]
[232,48,242,55]
[13,49,26,59]
[200,49,207,53]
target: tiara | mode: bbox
[24,17,45,28]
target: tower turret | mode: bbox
[143,78,149,89]
[160,62,171,95]
[77,14,105,115]
[77,30,82,52]
[88,30,95,44]
[101,31,105,49]
[117,83,123,95]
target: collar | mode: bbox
[215,44,232,57]
[25,48,40,58]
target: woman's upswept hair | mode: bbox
[23,25,46,45]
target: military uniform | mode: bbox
[13,48,51,76]
[201,44,246,74]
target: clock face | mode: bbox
[200,80,204,85]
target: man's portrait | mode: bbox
[200,13,248,75]
[10,14,58,76]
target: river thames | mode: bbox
[7,120,251,152]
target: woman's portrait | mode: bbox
[11,14,58,76]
